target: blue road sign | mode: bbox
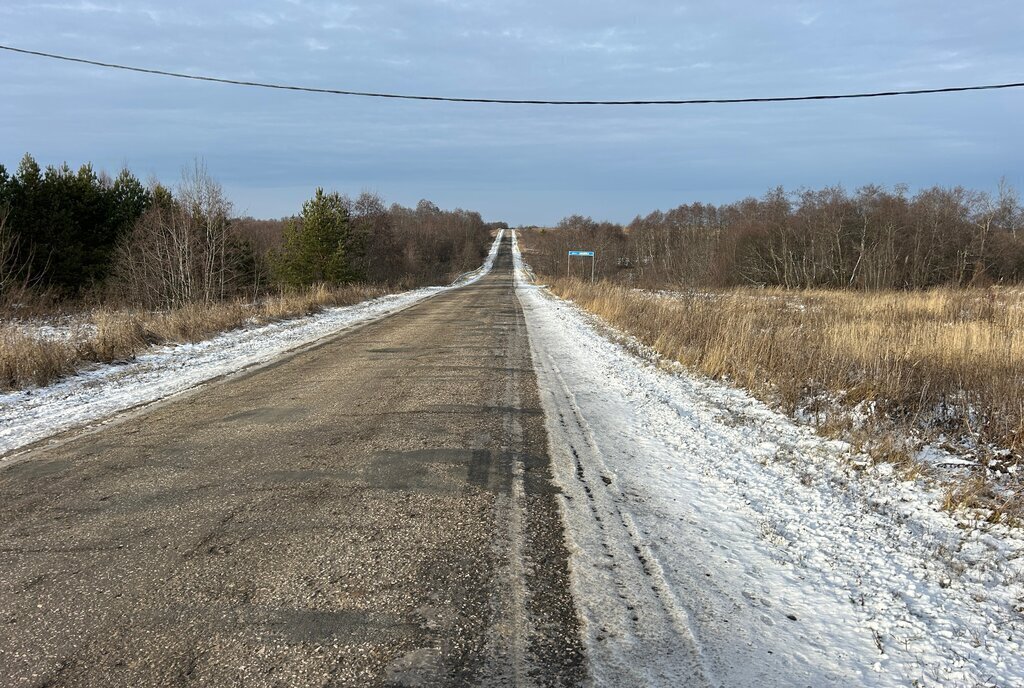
[568,250,595,256]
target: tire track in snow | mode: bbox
[512,229,891,687]
[532,343,712,686]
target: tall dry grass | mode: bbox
[0,328,79,389]
[547,279,1024,469]
[0,284,389,391]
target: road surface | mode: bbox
[0,236,585,686]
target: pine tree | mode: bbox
[0,164,10,210]
[274,188,352,286]
[2,154,151,292]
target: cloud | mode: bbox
[36,1,125,13]
[242,12,280,28]
[2,0,1021,224]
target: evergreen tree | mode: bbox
[274,188,352,286]
[110,169,151,236]
[6,155,45,284]
[0,164,10,210]
[2,154,150,291]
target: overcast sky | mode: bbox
[1,1,1021,224]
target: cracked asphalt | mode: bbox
[0,236,586,687]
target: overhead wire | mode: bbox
[1,43,1022,106]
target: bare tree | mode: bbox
[178,161,233,303]
[526,182,1024,291]
[0,208,42,308]
[113,164,240,308]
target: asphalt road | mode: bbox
[0,236,586,687]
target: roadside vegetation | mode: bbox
[0,153,500,391]
[527,183,1023,289]
[520,182,1024,519]
[0,284,388,389]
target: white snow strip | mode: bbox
[512,231,1024,687]
[0,231,504,457]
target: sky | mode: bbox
[1,1,1021,225]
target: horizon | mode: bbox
[4,150,1017,228]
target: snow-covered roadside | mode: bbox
[0,231,504,458]
[512,232,1024,687]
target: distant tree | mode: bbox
[528,183,1024,290]
[273,188,353,287]
[1,154,150,292]
[177,161,233,302]
[0,164,10,208]
[110,169,151,240]
[346,191,391,282]
[2,153,500,301]
[112,165,241,308]
[416,199,440,216]
[232,216,290,292]
[0,167,12,295]
[0,209,22,299]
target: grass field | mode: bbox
[545,278,1023,518]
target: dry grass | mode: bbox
[546,278,1024,513]
[0,284,389,391]
[0,328,78,389]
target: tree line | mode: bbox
[0,154,495,309]
[527,184,1024,289]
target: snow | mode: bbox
[512,231,1024,687]
[0,231,504,459]
[14,320,97,342]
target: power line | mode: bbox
[2,43,1023,106]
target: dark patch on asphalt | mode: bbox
[221,406,309,424]
[267,608,422,644]
[429,403,544,416]
[3,456,74,480]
